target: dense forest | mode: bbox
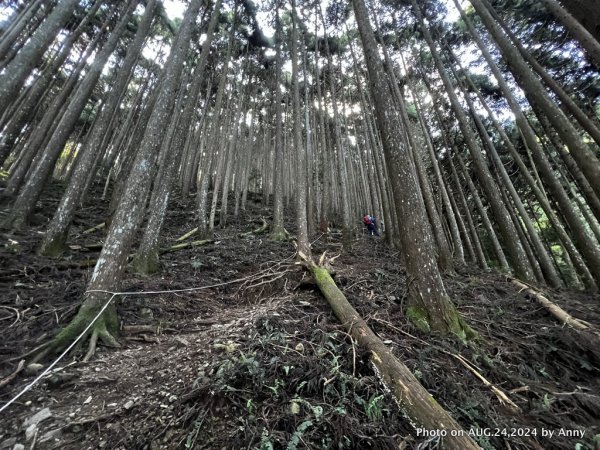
[0,0,599,448]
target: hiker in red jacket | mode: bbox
[363,214,379,236]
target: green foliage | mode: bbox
[286,420,313,450]
[202,320,398,448]
[257,429,274,450]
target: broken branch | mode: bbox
[510,278,597,333]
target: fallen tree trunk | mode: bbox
[159,239,211,254]
[308,262,481,450]
[510,278,598,333]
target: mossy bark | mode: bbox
[35,293,119,362]
[270,227,288,241]
[39,230,69,257]
[132,250,161,275]
[309,263,481,450]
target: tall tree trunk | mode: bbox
[271,10,286,241]
[0,1,102,167]
[291,0,310,258]
[455,0,600,287]
[413,0,535,283]
[543,0,600,68]
[0,0,46,63]
[5,1,138,230]
[132,0,221,274]
[558,0,600,42]
[40,0,158,256]
[470,0,600,199]
[0,0,81,112]
[352,0,473,337]
[42,0,204,357]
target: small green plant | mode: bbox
[256,428,274,450]
[246,398,255,414]
[267,379,284,397]
[185,411,207,449]
[365,394,384,421]
[542,393,555,410]
[190,259,203,269]
[286,420,313,450]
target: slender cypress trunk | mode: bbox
[469,0,600,198]
[291,0,310,258]
[0,0,45,63]
[0,0,81,111]
[5,1,138,230]
[0,1,102,167]
[40,0,158,255]
[542,0,600,68]
[352,0,473,337]
[413,0,534,282]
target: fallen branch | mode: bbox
[159,239,211,254]
[373,317,520,412]
[510,278,597,333]
[453,354,520,413]
[0,305,20,328]
[175,227,199,242]
[68,243,104,251]
[0,360,25,388]
[82,222,106,235]
[307,260,480,450]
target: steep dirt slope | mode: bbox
[1,186,599,449]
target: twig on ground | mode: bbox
[0,360,25,388]
[81,222,106,235]
[0,305,20,327]
[453,353,521,412]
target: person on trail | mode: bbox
[363,214,379,236]
[371,215,380,236]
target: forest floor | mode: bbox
[0,183,599,450]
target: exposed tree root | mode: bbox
[242,217,270,238]
[252,217,268,234]
[2,342,52,363]
[122,324,165,334]
[31,300,120,363]
[83,329,99,362]
[307,260,481,450]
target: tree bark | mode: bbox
[352,0,473,337]
[291,0,310,258]
[543,0,600,68]
[5,1,138,230]
[42,0,204,356]
[40,0,158,256]
[413,0,535,283]
[133,0,222,273]
[470,0,600,199]
[0,0,81,112]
